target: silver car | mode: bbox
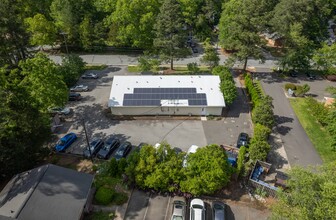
[70,85,89,92]
[171,196,186,220]
[48,107,71,115]
[212,201,226,220]
[82,72,98,79]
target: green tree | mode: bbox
[153,0,190,70]
[59,54,86,86]
[109,0,161,48]
[313,43,336,74]
[24,13,57,48]
[219,0,271,70]
[272,162,336,219]
[200,38,219,69]
[249,138,270,162]
[19,53,68,110]
[180,144,232,195]
[237,146,247,177]
[252,95,275,129]
[271,0,334,70]
[0,68,50,180]
[0,0,30,66]
[253,123,271,141]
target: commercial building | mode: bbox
[108,75,225,116]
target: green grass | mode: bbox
[84,64,108,71]
[289,98,336,162]
[127,65,211,74]
[84,211,115,220]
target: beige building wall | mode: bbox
[111,106,223,116]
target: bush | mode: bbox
[95,187,115,205]
[244,74,262,107]
[113,192,128,205]
[295,84,310,97]
[252,96,275,129]
[237,146,247,177]
[187,62,200,73]
[253,123,271,141]
[284,83,296,91]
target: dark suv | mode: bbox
[236,132,249,148]
[69,93,82,101]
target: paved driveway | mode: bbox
[56,66,252,155]
[257,72,326,167]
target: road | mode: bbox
[49,52,277,69]
[257,72,323,167]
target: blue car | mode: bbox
[55,133,77,152]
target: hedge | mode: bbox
[95,187,115,205]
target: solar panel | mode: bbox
[123,87,208,106]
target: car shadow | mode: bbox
[226,204,236,220]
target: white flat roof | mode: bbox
[108,75,225,107]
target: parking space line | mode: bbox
[143,193,151,220]
[164,196,171,220]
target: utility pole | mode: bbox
[82,118,93,162]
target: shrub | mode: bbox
[254,123,271,141]
[237,146,247,177]
[244,74,262,107]
[305,97,329,126]
[95,187,115,205]
[295,84,310,97]
[187,62,200,73]
[252,96,275,129]
[284,83,296,91]
[113,192,128,205]
[249,138,270,162]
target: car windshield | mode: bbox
[214,204,224,210]
[57,140,66,146]
[192,205,203,210]
[115,149,124,156]
[172,216,183,220]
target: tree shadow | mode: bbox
[275,125,292,135]
[274,115,294,125]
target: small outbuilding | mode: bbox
[108,75,225,116]
[0,164,94,220]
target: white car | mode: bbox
[70,85,89,92]
[171,196,186,220]
[183,145,199,167]
[190,198,205,220]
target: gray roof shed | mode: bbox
[0,164,94,220]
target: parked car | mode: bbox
[236,132,249,148]
[70,85,89,92]
[171,196,186,220]
[190,198,205,220]
[183,145,200,167]
[97,137,120,159]
[212,201,226,220]
[113,141,132,160]
[137,142,148,151]
[83,138,104,158]
[55,133,77,152]
[48,106,71,115]
[288,70,298,77]
[82,73,98,79]
[68,93,82,101]
[306,72,317,80]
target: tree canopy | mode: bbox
[272,162,336,219]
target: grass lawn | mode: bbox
[127,65,211,74]
[289,98,336,162]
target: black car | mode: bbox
[288,70,298,77]
[113,142,132,160]
[83,138,104,158]
[69,93,82,101]
[97,137,120,159]
[306,72,317,80]
[236,132,249,148]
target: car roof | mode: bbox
[188,145,199,154]
[190,198,204,207]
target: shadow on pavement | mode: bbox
[226,204,236,220]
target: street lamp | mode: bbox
[82,118,93,162]
[60,32,69,55]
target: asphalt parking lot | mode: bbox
[124,189,270,220]
[56,66,252,156]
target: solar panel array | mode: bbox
[123,87,207,106]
